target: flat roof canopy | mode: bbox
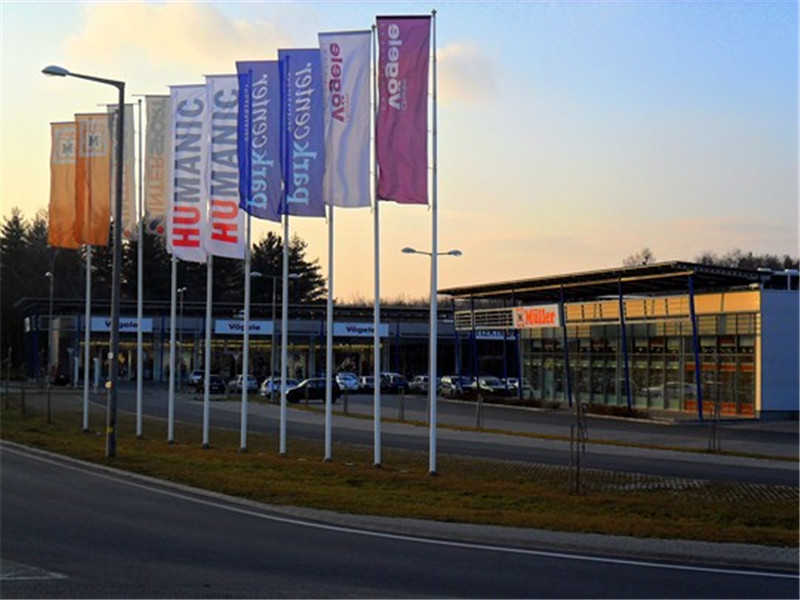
[439,261,769,304]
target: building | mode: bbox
[440,262,799,420]
[17,261,798,420]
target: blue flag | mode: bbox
[236,60,282,222]
[278,48,326,217]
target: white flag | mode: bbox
[204,74,245,259]
[168,84,208,263]
[145,95,170,237]
[108,104,137,240]
[319,30,372,208]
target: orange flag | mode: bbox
[75,113,111,246]
[48,122,80,249]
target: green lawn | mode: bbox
[1,400,797,548]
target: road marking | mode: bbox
[0,560,67,582]
[4,443,798,581]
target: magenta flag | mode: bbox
[376,16,431,205]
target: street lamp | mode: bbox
[45,271,54,425]
[43,64,125,459]
[177,287,188,391]
[401,246,462,475]
[402,247,462,258]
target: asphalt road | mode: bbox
[113,386,798,486]
[2,445,796,599]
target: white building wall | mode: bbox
[760,290,799,416]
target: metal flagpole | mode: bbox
[324,206,334,461]
[279,214,290,455]
[136,97,144,439]
[203,256,213,448]
[428,9,439,475]
[240,216,252,452]
[168,254,177,443]
[371,24,382,468]
[82,246,92,432]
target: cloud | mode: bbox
[438,42,498,105]
[64,2,293,74]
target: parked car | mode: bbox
[260,377,299,398]
[230,374,259,393]
[504,377,533,396]
[194,374,226,394]
[359,375,375,392]
[440,375,474,398]
[471,375,511,397]
[189,370,204,386]
[206,374,227,395]
[380,372,409,394]
[285,378,341,403]
[335,372,360,392]
[409,375,427,394]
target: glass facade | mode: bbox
[515,292,760,417]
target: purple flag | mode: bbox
[279,48,326,217]
[237,60,282,222]
[376,16,431,205]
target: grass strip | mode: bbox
[1,404,797,548]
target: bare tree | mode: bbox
[622,247,656,267]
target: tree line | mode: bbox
[1,208,326,374]
[623,247,799,270]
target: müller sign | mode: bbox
[513,305,561,329]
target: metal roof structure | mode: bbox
[439,261,772,304]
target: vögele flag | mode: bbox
[319,30,372,208]
[236,61,282,223]
[48,122,80,249]
[376,16,431,205]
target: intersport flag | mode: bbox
[279,48,326,217]
[205,74,245,259]
[145,95,170,236]
[376,16,431,205]
[48,122,80,249]
[168,84,208,263]
[319,30,372,208]
[236,60,281,222]
[75,113,111,246]
[108,104,137,240]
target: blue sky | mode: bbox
[1,1,797,301]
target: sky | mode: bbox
[1,0,797,302]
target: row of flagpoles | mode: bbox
[47,13,441,470]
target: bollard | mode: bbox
[475,393,484,430]
[398,390,405,421]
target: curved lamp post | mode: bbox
[42,65,125,459]
[401,246,462,475]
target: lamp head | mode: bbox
[447,250,463,257]
[45,271,53,278]
[250,271,263,278]
[401,247,418,254]
[42,65,70,77]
